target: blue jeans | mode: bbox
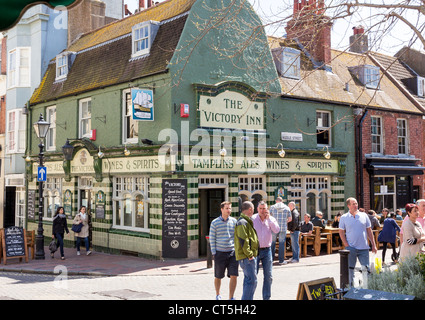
[76,236,90,252]
[346,246,370,287]
[290,231,300,262]
[271,232,286,263]
[239,257,257,300]
[256,247,273,300]
[55,233,65,257]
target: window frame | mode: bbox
[122,89,138,144]
[363,65,380,89]
[46,105,56,151]
[112,176,150,233]
[281,47,301,79]
[6,109,26,154]
[418,76,424,97]
[55,53,68,80]
[371,116,383,154]
[316,110,331,147]
[396,118,407,155]
[7,47,30,88]
[79,97,92,139]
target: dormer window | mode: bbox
[350,65,380,89]
[131,21,160,58]
[418,76,424,97]
[55,51,75,81]
[272,46,301,79]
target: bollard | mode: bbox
[339,249,350,290]
[206,235,212,268]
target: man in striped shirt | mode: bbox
[209,201,238,300]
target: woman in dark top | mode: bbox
[378,212,401,264]
[52,206,69,260]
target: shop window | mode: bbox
[113,176,150,232]
[373,176,395,212]
[371,116,383,154]
[397,119,407,155]
[123,89,138,144]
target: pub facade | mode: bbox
[26,0,353,259]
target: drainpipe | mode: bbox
[357,108,368,208]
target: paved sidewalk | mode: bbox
[0,246,349,277]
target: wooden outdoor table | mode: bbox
[323,227,344,251]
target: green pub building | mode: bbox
[26,0,355,259]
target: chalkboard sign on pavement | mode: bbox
[1,226,28,265]
[296,277,337,300]
[162,179,187,258]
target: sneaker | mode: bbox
[279,261,287,265]
[290,259,299,263]
[87,250,92,256]
[216,295,222,300]
[77,251,81,256]
[230,297,236,300]
[61,257,65,260]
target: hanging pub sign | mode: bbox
[162,179,187,258]
[131,88,154,121]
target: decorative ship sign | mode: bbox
[131,88,154,121]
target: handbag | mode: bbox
[71,223,83,233]
[49,239,57,253]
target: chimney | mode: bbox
[147,0,152,8]
[68,0,106,47]
[349,26,368,54]
[286,0,332,66]
[139,0,145,9]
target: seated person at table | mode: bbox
[311,211,326,229]
[300,214,314,235]
[332,212,341,228]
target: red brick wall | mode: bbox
[360,109,423,210]
[1,37,6,75]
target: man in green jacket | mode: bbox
[235,201,259,300]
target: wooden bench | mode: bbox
[301,226,331,257]
[25,230,35,260]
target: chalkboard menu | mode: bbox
[162,179,187,258]
[296,277,337,300]
[1,226,28,264]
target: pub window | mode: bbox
[43,177,62,220]
[79,98,91,139]
[397,119,407,155]
[238,175,266,213]
[316,111,331,146]
[113,176,150,232]
[289,176,331,219]
[123,89,138,144]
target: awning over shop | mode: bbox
[366,161,425,176]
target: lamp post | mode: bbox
[33,113,50,260]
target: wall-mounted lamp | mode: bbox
[124,144,131,156]
[97,146,104,159]
[323,146,331,159]
[277,143,285,158]
[219,140,227,157]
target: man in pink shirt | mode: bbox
[252,201,280,300]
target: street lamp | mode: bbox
[62,139,74,161]
[33,113,50,260]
